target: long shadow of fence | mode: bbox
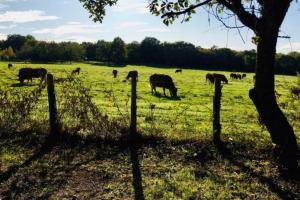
[130,143,145,200]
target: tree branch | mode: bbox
[161,0,212,18]
[217,0,259,31]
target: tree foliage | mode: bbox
[111,37,127,64]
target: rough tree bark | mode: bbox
[249,1,298,171]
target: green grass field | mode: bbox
[0,61,299,199]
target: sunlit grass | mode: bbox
[0,61,299,199]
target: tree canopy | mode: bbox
[1,34,300,74]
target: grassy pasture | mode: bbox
[1,61,299,141]
[0,61,299,199]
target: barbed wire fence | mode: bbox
[1,70,299,144]
[0,81,45,135]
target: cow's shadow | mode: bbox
[11,83,37,87]
[152,92,181,100]
[91,62,126,68]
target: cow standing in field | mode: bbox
[213,73,228,84]
[18,68,47,84]
[112,70,118,78]
[175,69,182,74]
[242,74,247,79]
[72,67,81,75]
[291,87,300,98]
[206,73,214,84]
[150,74,178,97]
[8,63,13,69]
[230,73,242,80]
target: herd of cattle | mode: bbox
[9,63,249,98]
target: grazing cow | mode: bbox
[206,73,214,84]
[150,74,178,97]
[8,63,13,69]
[236,74,242,80]
[112,69,118,78]
[230,73,242,80]
[291,87,300,97]
[175,69,182,74]
[18,68,47,84]
[242,73,246,79]
[71,67,81,75]
[213,73,228,84]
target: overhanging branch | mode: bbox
[217,0,259,31]
[161,0,212,18]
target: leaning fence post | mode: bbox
[213,78,222,146]
[47,74,59,136]
[130,71,138,135]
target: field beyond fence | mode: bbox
[0,61,299,199]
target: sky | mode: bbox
[0,0,299,53]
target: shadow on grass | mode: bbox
[90,62,127,68]
[216,143,300,200]
[1,130,299,199]
[130,143,145,200]
[152,92,181,101]
[0,134,55,184]
[10,82,39,87]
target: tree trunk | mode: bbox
[249,26,299,170]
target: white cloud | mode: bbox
[32,22,106,36]
[47,36,99,43]
[0,0,18,2]
[118,21,148,29]
[0,10,59,23]
[0,33,7,40]
[277,42,300,54]
[113,0,148,14]
[0,24,16,29]
[137,28,170,33]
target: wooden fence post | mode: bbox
[130,71,138,135]
[47,74,59,136]
[213,78,222,146]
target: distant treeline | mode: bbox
[1,34,300,74]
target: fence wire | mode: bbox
[1,72,299,143]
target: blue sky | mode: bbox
[0,0,299,53]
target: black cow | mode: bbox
[213,73,228,84]
[230,73,235,79]
[206,73,214,84]
[150,74,177,97]
[291,87,300,98]
[112,70,118,78]
[242,73,246,79]
[18,68,47,84]
[72,67,81,75]
[175,69,182,74]
[8,63,13,69]
[230,73,242,80]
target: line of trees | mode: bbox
[1,34,299,74]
